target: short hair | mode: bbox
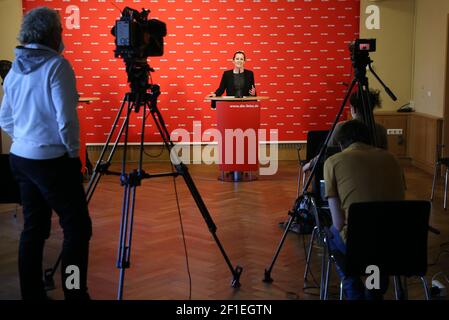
[233,51,246,60]
[335,120,371,149]
[349,89,381,113]
[18,7,61,47]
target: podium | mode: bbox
[206,96,269,182]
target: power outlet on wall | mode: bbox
[387,129,403,135]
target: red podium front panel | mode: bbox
[216,100,260,172]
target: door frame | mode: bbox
[443,14,449,156]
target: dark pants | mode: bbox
[10,154,92,300]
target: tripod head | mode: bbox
[349,39,375,82]
[125,59,152,94]
[124,59,160,113]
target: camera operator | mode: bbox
[0,7,92,300]
[323,119,405,300]
[302,89,387,174]
[327,89,387,149]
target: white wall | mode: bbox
[0,0,22,153]
[359,0,415,111]
[413,0,449,117]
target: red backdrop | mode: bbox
[22,0,360,143]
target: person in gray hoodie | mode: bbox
[0,6,91,300]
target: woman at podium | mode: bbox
[209,51,256,98]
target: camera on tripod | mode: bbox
[111,7,167,100]
[353,38,376,53]
[350,38,376,69]
[111,6,167,60]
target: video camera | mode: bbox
[111,7,167,60]
[353,38,376,54]
[350,38,376,70]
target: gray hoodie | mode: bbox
[0,43,80,159]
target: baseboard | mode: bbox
[86,143,307,163]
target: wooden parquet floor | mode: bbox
[0,161,448,300]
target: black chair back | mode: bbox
[304,130,330,203]
[305,130,329,162]
[345,201,430,277]
[0,154,21,204]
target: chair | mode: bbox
[302,194,332,299]
[299,130,338,290]
[298,130,329,194]
[322,200,431,300]
[431,144,449,210]
[281,130,330,233]
[0,154,21,216]
[299,130,331,291]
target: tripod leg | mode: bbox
[174,162,243,287]
[116,177,139,300]
[117,181,132,300]
[86,95,132,203]
[117,101,146,299]
[145,98,243,287]
[115,97,139,300]
[304,225,318,284]
[358,81,378,147]
[263,213,297,283]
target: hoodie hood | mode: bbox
[13,43,59,75]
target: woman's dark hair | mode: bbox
[335,120,371,149]
[349,89,381,113]
[233,51,246,60]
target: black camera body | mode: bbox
[354,38,376,53]
[350,38,376,73]
[112,7,167,60]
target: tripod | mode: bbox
[44,64,243,299]
[262,43,397,290]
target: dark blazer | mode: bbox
[214,69,256,96]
